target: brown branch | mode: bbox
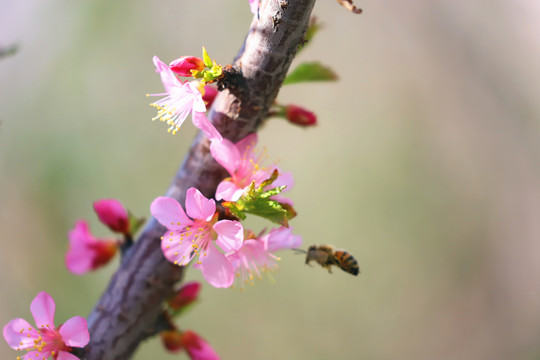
[83,0,316,359]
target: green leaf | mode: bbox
[222,170,296,226]
[283,62,338,85]
[202,47,213,68]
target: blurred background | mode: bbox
[2,0,540,359]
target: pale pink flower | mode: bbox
[148,56,221,140]
[210,133,294,202]
[151,188,243,288]
[3,292,89,360]
[66,220,118,275]
[226,227,302,288]
[93,199,130,234]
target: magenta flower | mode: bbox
[151,188,244,288]
[148,56,221,140]
[210,133,294,202]
[226,227,302,288]
[3,292,89,360]
[93,199,130,234]
[66,220,118,275]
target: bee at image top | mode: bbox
[304,245,360,276]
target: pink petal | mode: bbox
[57,351,82,360]
[272,170,294,191]
[249,0,259,15]
[24,350,50,360]
[59,316,89,348]
[214,220,244,252]
[153,55,182,93]
[192,112,222,142]
[235,133,258,156]
[198,243,234,288]
[185,188,216,221]
[187,82,207,113]
[150,197,193,230]
[68,220,94,246]
[210,139,241,176]
[161,232,196,266]
[65,246,94,275]
[263,227,302,252]
[3,318,37,349]
[215,180,245,202]
[30,292,55,329]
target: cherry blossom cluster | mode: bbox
[3,15,326,355]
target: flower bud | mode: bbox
[66,220,119,275]
[181,330,220,360]
[161,330,184,353]
[202,85,218,107]
[168,282,202,310]
[285,105,317,127]
[93,199,130,234]
[169,56,205,77]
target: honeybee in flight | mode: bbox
[296,245,359,276]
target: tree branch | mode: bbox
[83,0,316,358]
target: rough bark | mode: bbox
[83,0,316,358]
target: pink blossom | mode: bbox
[181,330,220,360]
[226,227,302,288]
[210,133,294,202]
[3,292,89,360]
[169,56,205,77]
[93,199,130,234]
[66,220,118,275]
[151,188,243,288]
[148,56,221,140]
[168,282,202,310]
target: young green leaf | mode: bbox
[283,62,338,85]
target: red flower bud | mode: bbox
[169,56,205,77]
[181,330,220,360]
[161,330,184,353]
[93,199,130,234]
[285,105,317,126]
[202,85,218,107]
[168,282,202,310]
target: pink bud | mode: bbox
[66,220,119,275]
[169,56,205,77]
[168,282,202,310]
[161,330,184,353]
[93,199,130,234]
[202,85,218,107]
[285,105,317,126]
[181,330,220,360]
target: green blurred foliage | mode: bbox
[2,1,540,360]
